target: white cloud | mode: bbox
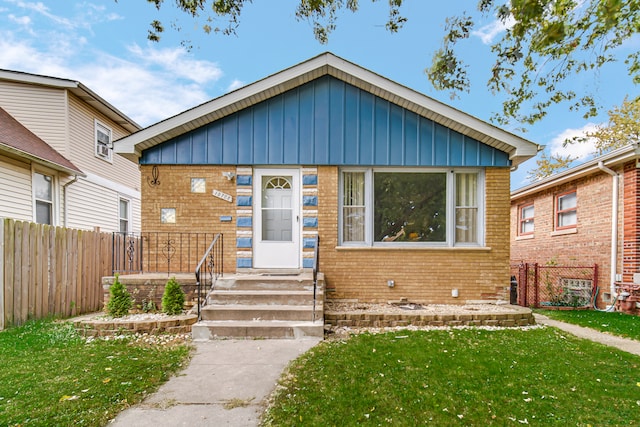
[8,14,30,26]
[472,16,515,44]
[548,123,600,161]
[226,79,244,92]
[0,33,220,126]
[6,0,74,28]
[127,44,223,85]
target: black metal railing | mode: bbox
[112,232,219,275]
[195,233,224,321]
[312,235,320,322]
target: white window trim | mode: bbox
[32,168,58,226]
[95,119,113,163]
[338,168,485,247]
[118,196,130,234]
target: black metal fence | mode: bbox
[112,232,220,275]
[510,263,598,308]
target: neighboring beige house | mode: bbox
[0,69,141,233]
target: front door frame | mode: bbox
[253,168,301,269]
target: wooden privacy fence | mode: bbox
[0,218,113,329]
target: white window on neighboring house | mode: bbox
[119,197,130,233]
[34,172,54,225]
[339,169,483,247]
[95,120,112,162]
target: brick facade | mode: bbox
[141,165,238,273]
[623,163,640,283]
[140,164,513,305]
[510,163,628,303]
[319,167,512,304]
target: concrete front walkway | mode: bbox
[109,315,640,427]
[109,338,320,427]
[534,313,640,356]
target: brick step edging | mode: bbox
[74,314,198,337]
[325,311,535,328]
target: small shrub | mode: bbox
[162,277,185,315]
[106,274,132,317]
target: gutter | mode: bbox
[597,161,619,301]
[62,175,79,227]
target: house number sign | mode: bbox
[212,190,233,203]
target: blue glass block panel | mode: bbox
[236,237,252,248]
[303,258,314,268]
[303,195,318,206]
[219,216,232,222]
[237,217,253,227]
[302,174,318,185]
[303,217,318,228]
[237,258,252,268]
[303,237,317,249]
[237,196,252,206]
[236,175,252,186]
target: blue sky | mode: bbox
[0,0,636,189]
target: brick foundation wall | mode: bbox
[510,165,626,300]
[318,167,512,304]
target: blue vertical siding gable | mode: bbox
[140,75,510,167]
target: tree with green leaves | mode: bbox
[526,97,640,181]
[135,0,639,127]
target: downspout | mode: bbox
[597,161,618,301]
[62,175,79,227]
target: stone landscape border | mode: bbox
[73,314,198,337]
[325,306,535,328]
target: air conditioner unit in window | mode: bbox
[97,144,110,158]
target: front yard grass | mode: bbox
[0,319,192,426]
[536,309,640,341]
[262,327,640,426]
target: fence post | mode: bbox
[533,263,539,308]
[0,218,4,330]
[517,263,526,307]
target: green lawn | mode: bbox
[0,319,193,427]
[262,327,640,426]
[536,309,640,340]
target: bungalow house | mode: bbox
[0,69,142,233]
[115,52,539,305]
[511,143,640,311]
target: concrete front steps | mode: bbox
[192,272,324,340]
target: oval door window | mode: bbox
[261,176,293,241]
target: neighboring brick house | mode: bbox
[0,69,142,233]
[115,52,539,304]
[511,143,640,307]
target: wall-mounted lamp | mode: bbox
[451,288,459,298]
[387,280,395,288]
[222,172,236,181]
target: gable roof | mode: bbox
[511,142,640,199]
[114,52,540,166]
[0,69,140,133]
[0,107,84,175]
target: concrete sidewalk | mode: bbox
[534,313,640,356]
[109,338,320,426]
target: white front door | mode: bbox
[253,169,300,269]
